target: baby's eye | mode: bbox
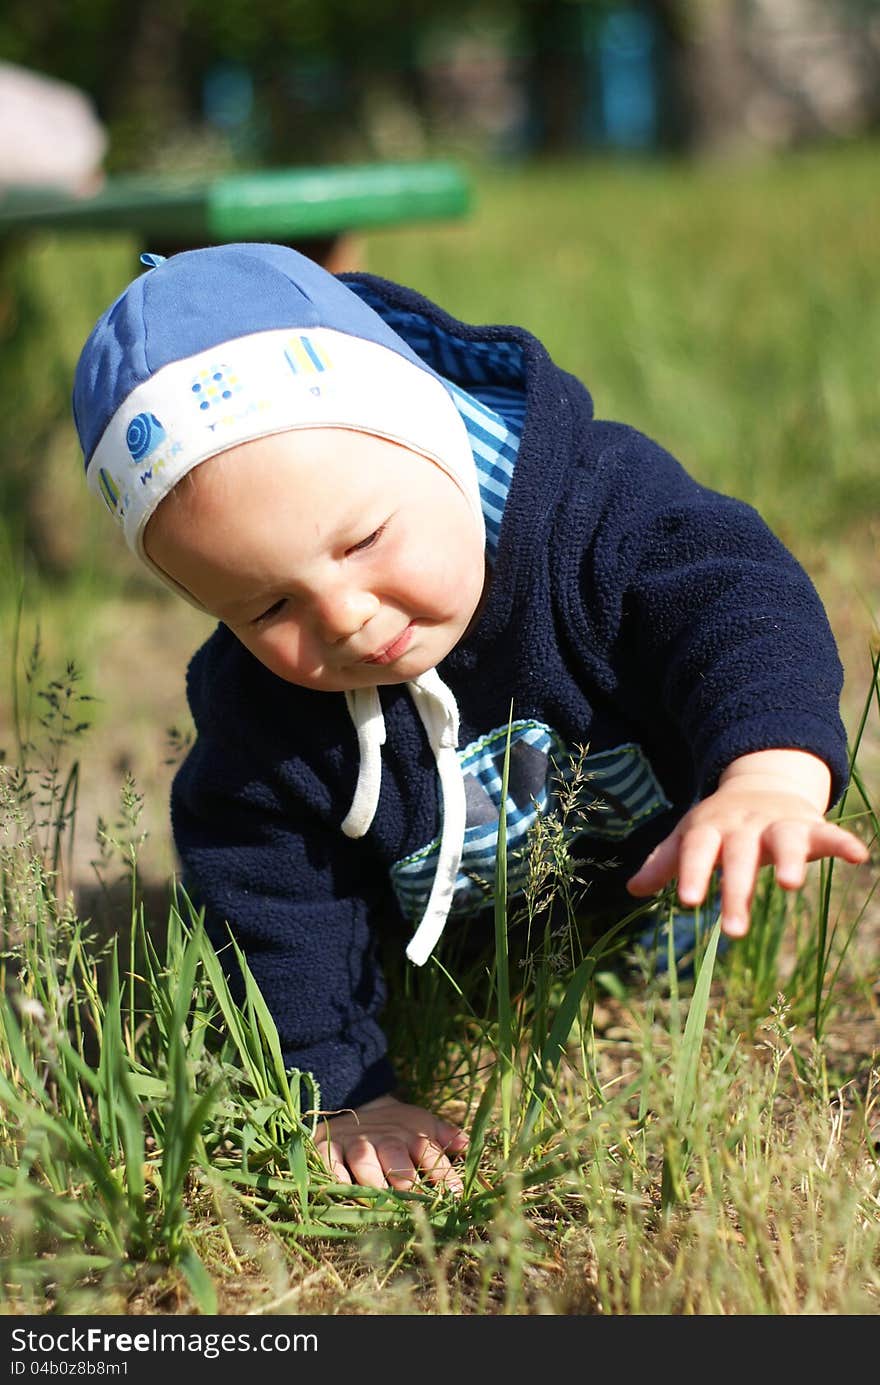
[252,598,286,627]
[346,523,386,556]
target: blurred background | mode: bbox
[0,0,877,896]
[1,0,879,169]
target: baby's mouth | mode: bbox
[363,624,414,665]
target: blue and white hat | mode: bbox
[73,242,487,970]
[73,242,484,594]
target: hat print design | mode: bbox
[190,363,243,413]
[126,412,167,463]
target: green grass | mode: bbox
[0,644,877,1315]
[1,143,879,1314]
[365,143,880,552]
[2,141,879,592]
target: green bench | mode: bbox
[0,160,471,268]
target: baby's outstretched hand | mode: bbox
[626,749,869,939]
[311,1093,469,1194]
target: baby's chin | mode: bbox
[339,646,459,691]
[277,659,434,694]
[248,624,466,692]
[345,653,442,689]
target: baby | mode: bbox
[73,243,867,1194]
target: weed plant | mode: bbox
[0,636,877,1316]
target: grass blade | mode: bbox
[673,916,722,1124]
[519,912,637,1144]
[493,706,515,1159]
[177,1245,218,1315]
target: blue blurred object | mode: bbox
[583,5,661,151]
[634,900,729,978]
[203,62,254,131]
[598,9,658,148]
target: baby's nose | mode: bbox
[314,586,379,641]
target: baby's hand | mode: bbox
[311,1093,469,1194]
[626,749,869,938]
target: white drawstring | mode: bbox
[340,669,466,966]
[340,687,386,838]
[403,670,466,966]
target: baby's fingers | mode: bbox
[675,825,723,908]
[768,819,869,891]
[626,831,683,896]
[343,1136,389,1190]
[723,820,869,937]
[718,828,763,937]
[763,820,812,891]
[375,1138,419,1191]
[410,1136,463,1195]
[314,1136,353,1186]
[435,1120,469,1156]
[811,821,871,865]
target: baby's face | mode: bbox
[143,429,487,692]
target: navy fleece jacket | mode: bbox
[171,271,849,1113]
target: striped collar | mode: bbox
[446,379,523,564]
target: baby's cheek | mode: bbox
[412,558,461,612]
[405,534,477,600]
[242,624,310,685]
